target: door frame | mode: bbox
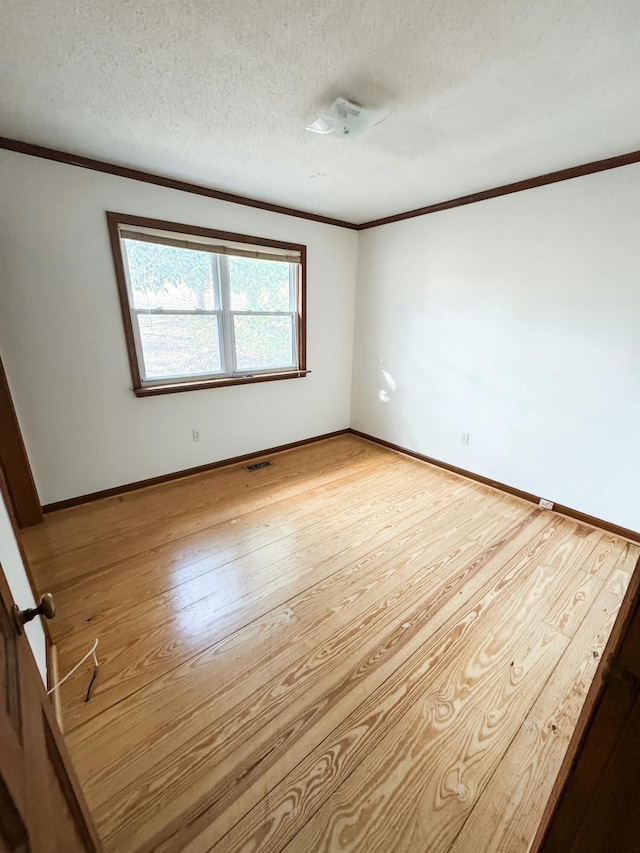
[0,466,101,851]
[0,354,43,528]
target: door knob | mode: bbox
[12,593,56,634]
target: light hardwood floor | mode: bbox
[21,434,639,852]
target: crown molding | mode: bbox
[357,148,640,229]
[0,136,358,230]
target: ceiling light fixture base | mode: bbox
[306,98,390,140]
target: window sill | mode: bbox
[134,370,310,397]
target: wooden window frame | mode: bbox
[106,212,308,397]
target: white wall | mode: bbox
[352,164,640,532]
[0,151,358,504]
[0,489,46,682]
[2,148,638,531]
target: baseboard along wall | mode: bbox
[41,426,640,544]
[349,429,640,544]
[42,430,350,512]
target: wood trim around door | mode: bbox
[0,465,102,850]
[0,355,42,528]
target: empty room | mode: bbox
[1,1,640,851]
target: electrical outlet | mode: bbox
[460,432,470,445]
[192,429,201,442]
[539,498,554,510]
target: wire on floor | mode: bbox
[47,638,99,703]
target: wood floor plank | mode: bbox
[447,579,634,853]
[54,453,457,646]
[88,506,544,847]
[67,487,523,800]
[49,453,409,636]
[61,476,474,730]
[168,518,581,853]
[286,627,567,853]
[52,446,462,640]
[58,471,478,729]
[277,531,599,853]
[20,436,633,853]
[541,535,634,639]
[543,532,633,631]
[24,437,389,580]
[605,542,640,598]
[47,452,406,633]
[33,436,381,536]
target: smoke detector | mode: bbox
[306,98,390,140]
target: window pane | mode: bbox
[138,314,222,379]
[125,239,218,310]
[228,256,293,312]
[233,315,294,371]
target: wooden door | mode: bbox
[0,557,100,852]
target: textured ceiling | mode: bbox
[2,1,640,223]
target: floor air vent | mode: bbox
[245,460,272,471]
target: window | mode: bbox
[107,213,307,396]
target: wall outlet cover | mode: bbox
[539,498,554,510]
[460,432,470,445]
[192,429,201,442]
